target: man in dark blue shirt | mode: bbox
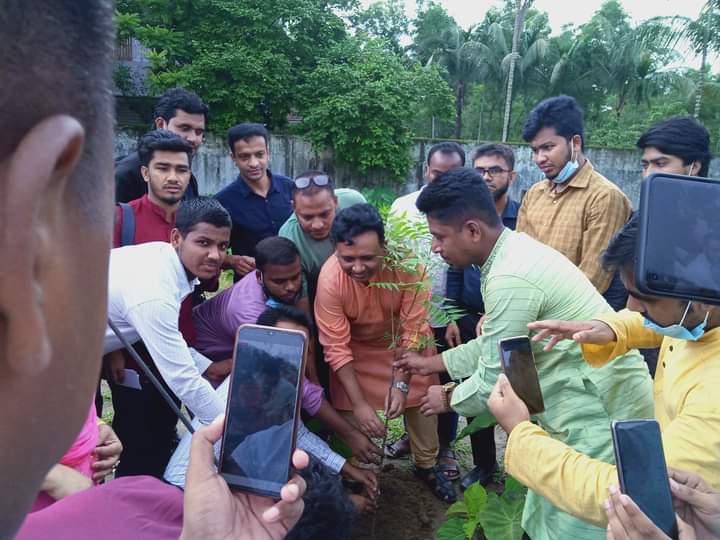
[444,143,520,490]
[215,123,294,279]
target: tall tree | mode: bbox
[502,0,532,141]
[349,0,409,56]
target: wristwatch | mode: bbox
[393,381,410,394]
[442,382,457,410]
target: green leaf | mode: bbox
[463,481,488,519]
[478,490,527,540]
[446,501,468,518]
[456,415,495,440]
[463,517,481,540]
[435,517,467,540]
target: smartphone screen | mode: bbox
[611,420,677,539]
[637,173,720,304]
[219,324,306,498]
[498,336,545,415]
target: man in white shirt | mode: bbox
[387,142,465,479]
[104,197,231,425]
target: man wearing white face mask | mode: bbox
[517,95,632,310]
[487,213,720,530]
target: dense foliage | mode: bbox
[116,0,720,181]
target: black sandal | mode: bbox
[413,465,457,503]
[436,447,461,480]
[384,433,411,459]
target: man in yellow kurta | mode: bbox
[314,203,455,502]
[489,214,720,529]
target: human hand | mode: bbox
[385,387,407,420]
[92,422,123,482]
[475,314,486,337]
[41,464,93,500]
[419,385,449,417]
[487,374,530,434]
[227,255,256,278]
[393,351,444,376]
[105,350,125,383]
[527,319,616,352]
[343,428,382,465]
[180,415,308,540]
[204,358,233,384]
[669,468,720,539]
[343,464,379,500]
[445,322,461,348]
[354,402,385,439]
[604,485,694,540]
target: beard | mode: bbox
[492,182,509,202]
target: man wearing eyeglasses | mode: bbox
[445,143,520,489]
[279,171,366,304]
[216,123,294,280]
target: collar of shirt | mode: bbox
[171,246,200,297]
[540,160,595,193]
[480,228,512,282]
[138,194,174,224]
[235,169,280,198]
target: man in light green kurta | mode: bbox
[279,173,365,302]
[396,167,653,540]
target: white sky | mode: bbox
[360,0,717,68]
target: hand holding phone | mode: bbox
[219,324,306,498]
[611,419,678,539]
[497,336,545,415]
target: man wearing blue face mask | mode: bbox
[487,213,720,530]
[517,95,632,311]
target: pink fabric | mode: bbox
[17,476,183,540]
[31,403,98,512]
[302,378,324,416]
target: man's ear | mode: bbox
[256,269,263,284]
[141,165,151,183]
[154,117,167,130]
[170,228,183,248]
[465,220,483,241]
[0,115,85,376]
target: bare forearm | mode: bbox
[315,400,354,439]
[335,363,368,407]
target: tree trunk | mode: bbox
[454,80,465,139]
[694,40,708,118]
[502,0,531,142]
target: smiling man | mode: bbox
[104,197,231,426]
[516,96,632,310]
[216,123,294,280]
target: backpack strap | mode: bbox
[117,202,136,247]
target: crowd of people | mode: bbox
[2,2,720,540]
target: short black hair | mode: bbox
[255,236,301,271]
[472,143,515,170]
[1,1,115,222]
[175,197,232,236]
[256,305,315,336]
[427,142,466,167]
[292,170,336,199]
[330,203,385,245]
[153,87,209,124]
[286,458,355,540]
[522,95,584,148]
[416,167,501,228]
[636,116,712,177]
[601,213,638,273]
[137,129,193,168]
[227,123,269,152]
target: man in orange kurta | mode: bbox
[315,203,455,502]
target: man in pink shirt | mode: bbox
[315,203,455,503]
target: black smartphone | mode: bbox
[611,419,678,539]
[218,324,306,498]
[636,173,720,305]
[497,336,544,415]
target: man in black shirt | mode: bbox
[115,87,208,203]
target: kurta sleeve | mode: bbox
[582,309,663,367]
[442,273,545,419]
[315,269,354,371]
[578,190,631,293]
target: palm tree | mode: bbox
[501,0,532,141]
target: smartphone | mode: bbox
[611,420,678,539]
[636,173,720,304]
[497,336,544,415]
[218,324,306,498]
